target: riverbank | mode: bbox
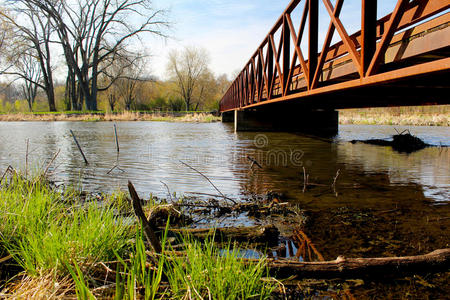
[339,105,450,126]
[1,166,449,298]
[0,111,221,122]
[2,106,449,126]
[0,173,276,299]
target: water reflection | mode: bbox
[0,122,448,205]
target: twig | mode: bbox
[128,181,162,253]
[107,165,117,174]
[70,130,89,165]
[185,192,237,203]
[331,169,340,197]
[106,164,125,175]
[107,152,125,175]
[0,166,14,184]
[42,149,61,177]
[160,181,174,203]
[25,139,29,179]
[331,169,340,188]
[302,167,308,193]
[247,156,263,169]
[179,160,236,205]
[0,255,12,264]
[114,124,120,153]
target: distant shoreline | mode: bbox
[0,110,448,126]
[0,111,221,123]
[339,111,449,127]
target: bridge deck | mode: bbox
[220,0,450,112]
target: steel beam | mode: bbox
[362,0,377,76]
[219,0,450,113]
[308,0,319,89]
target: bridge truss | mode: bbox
[220,0,450,112]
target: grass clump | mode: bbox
[0,175,132,277]
[166,235,275,300]
[114,225,167,300]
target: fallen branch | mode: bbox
[169,225,280,246]
[185,192,237,203]
[265,248,450,279]
[128,181,162,253]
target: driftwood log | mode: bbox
[168,225,280,246]
[265,249,450,279]
[128,181,162,253]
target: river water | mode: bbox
[0,121,449,297]
[0,122,448,203]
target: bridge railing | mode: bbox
[220,0,450,112]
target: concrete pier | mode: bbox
[232,106,338,136]
[221,111,234,123]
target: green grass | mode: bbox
[165,235,275,300]
[0,175,132,277]
[113,224,168,300]
[0,174,276,298]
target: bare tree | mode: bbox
[216,74,231,95]
[167,46,210,111]
[1,4,57,111]
[99,49,150,111]
[115,59,150,111]
[16,0,168,111]
[19,53,42,111]
[108,91,117,111]
[0,8,15,75]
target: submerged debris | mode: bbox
[391,132,427,152]
[351,130,430,153]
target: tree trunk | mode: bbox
[185,97,190,111]
[46,85,56,112]
[90,65,98,111]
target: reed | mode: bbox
[339,105,450,126]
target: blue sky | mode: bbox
[148,0,396,80]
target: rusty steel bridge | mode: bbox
[219,0,450,134]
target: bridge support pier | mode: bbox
[234,107,338,136]
[221,111,234,123]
